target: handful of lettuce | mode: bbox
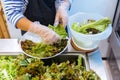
[21,24,68,59]
[72,17,111,34]
[48,24,68,39]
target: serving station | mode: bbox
[0,39,107,80]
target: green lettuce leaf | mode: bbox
[48,24,68,39]
[72,17,111,34]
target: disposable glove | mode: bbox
[29,22,61,44]
[54,0,70,28]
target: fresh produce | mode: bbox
[21,39,67,58]
[21,24,68,59]
[0,55,101,80]
[14,54,101,80]
[0,56,17,80]
[48,24,68,39]
[72,17,111,34]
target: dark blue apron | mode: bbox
[22,0,56,35]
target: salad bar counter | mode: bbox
[0,53,100,80]
[0,39,107,80]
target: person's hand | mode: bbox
[54,6,68,28]
[54,0,70,28]
[29,22,61,44]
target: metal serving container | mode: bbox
[41,52,89,70]
[19,32,68,59]
[0,52,89,70]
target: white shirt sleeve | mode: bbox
[3,0,25,27]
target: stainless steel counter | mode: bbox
[0,39,107,80]
[88,50,107,80]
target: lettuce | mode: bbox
[48,24,68,39]
[0,56,17,80]
[72,17,111,34]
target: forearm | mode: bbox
[3,0,31,31]
[16,17,33,31]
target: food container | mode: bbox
[70,37,98,53]
[19,32,68,59]
[0,53,88,68]
[0,53,91,79]
[68,12,112,51]
[42,53,89,70]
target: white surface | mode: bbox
[0,39,23,55]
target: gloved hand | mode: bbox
[54,0,70,28]
[29,22,61,44]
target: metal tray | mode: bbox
[42,52,89,70]
[0,52,89,70]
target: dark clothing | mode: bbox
[22,0,56,35]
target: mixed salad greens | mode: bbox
[0,56,17,80]
[72,17,111,34]
[0,54,101,80]
[21,39,67,58]
[21,24,68,58]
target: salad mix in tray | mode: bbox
[0,54,101,80]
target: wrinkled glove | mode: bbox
[54,0,70,28]
[29,22,61,44]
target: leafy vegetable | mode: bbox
[14,54,101,80]
[15,73,31,80]
[78,55,83,67]
[21,24,68,59]
[0,56,17,80]
[13,56,100,80]
[0,54,101,80]
[48,24,68,39]
[21,39,67,58]
[72,17,111,34]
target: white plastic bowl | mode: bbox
[68,12,112,50]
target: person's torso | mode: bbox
[22,0,56,35]
[24,0,56,24]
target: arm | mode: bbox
[3,0,32,31]
[16,17,32,31]
[3,0,60,44]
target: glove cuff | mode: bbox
[29,22,42,34]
